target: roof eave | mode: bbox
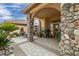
[22,3,40,14]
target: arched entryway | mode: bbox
[26,7,61,54]
[32,7,61,39]
[25,4,61,55]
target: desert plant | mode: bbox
[0,30,13,56]
[0,22,18,32]
[0,30,12,46]
[0,22,18,55]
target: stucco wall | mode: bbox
[17,25,27,33]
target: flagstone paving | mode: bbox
[11,36,28,44]
[34,37,59,51]
[11,36,59,56]
[19,42,57,56]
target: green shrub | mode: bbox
[55,31,61,42]
[0,30,12,46]
[38,28,52,38]
[0,22,18,47]
[0,22,18,32]
[38,30,44,37]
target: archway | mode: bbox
[32,7,61,38]
[29,7,61,54]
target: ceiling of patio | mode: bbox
[35,8,60,22]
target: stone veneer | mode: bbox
[59,3,79,56]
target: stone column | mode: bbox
[59,3,79,56]
[27,13,34,42]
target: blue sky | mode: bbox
[0,3,29,22]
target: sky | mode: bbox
[0,3,29,23]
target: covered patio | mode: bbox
[23,3,61,42]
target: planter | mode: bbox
[0,46,14,56]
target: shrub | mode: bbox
[0,22,18,32]
[0,30,12,46]
[55,31,61,42]
[38,30,44,37]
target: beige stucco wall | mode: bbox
[38,18,51,29]
[40,18,45,29]
[17,25,27,33]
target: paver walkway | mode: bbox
[11,36,28,44]
[19,42,57,56]
[11,36,59,56]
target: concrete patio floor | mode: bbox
[11,36,60,56]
